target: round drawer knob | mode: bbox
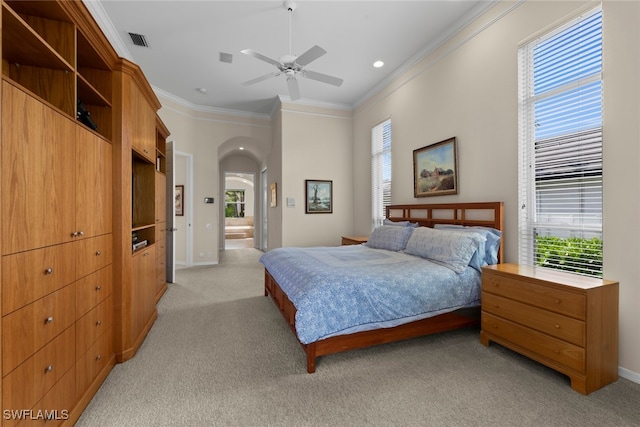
[96,354,102,361]
[96,251,102,256]
[44,365,53,373]
[96,285,102,291]
[554,324,561,329]
[45,316,54,324]
[96,320,102,326]
[44,268,53,275]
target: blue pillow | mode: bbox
[404,227,485,273]
[383,219,419,228]
[366,225,414,252]
[434,224,501,266]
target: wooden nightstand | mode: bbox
[341,236,368,246]
[480,263,619,395]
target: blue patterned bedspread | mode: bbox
[259,245,481,344]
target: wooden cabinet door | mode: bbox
[76,127,113,239]
[1,82,76,254]
[131,246,155,338]
[130,84,156,162]
[155,172,166,223]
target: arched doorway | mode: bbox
[224,172,255,249]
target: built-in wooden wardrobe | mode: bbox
[0,1,169,425]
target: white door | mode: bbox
[261,168,268,251]
[166,141,176,282]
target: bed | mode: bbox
[260,202,504,373]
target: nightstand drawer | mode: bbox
[482,292,585,346]
[483,273,585,319]
[482,312,585,373]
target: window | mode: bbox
[518,8,603,277]
[372,119,392,228]
[225,190,245,218]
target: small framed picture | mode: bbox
[175,185,184,216]
[413,137,458,197]
[305,180,332,214]
[270,182,277,207]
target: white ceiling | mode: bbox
[88,1,494,117]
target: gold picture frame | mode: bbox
[413,137,458,197]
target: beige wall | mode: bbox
[602,1,640,380]
[280,102,353,247]
[157,98,271,265]
[353,0,640,380]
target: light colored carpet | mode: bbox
[77,248,640,426]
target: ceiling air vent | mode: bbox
[128,32,150,48]
[219,52,233,64]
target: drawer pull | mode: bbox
[96,285,102,292]
[96,250,102,256]
[555,298,561,304]
[96,354,102,361]
[554,324,561,329]
[44,365,53,373]
[493,304,500,308]
[44,316,54,324]
[44,267,53,275]
[96,320,102,326]
[78,231,84,237]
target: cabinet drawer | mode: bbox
[2,243,76,315]
[76,234,112,279]
[3,285,76,374]
[482,312,585,373]
[2,326,75,417]
[24,366,76,427]
[482,292,585,346]
[483,273,585,319]
[76,327,113,396]
[76,265,112,318]
[76,296,112,357]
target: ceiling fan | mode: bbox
[240,1,343,101]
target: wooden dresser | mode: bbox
[480,263,618,395]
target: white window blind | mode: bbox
[372,119,392,229]
[518,8,603,277]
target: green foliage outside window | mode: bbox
[535,236,603,277]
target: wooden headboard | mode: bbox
[386,202,504,263]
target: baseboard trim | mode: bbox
[619,366,640,385]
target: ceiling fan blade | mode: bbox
[287,76,301,100]
[242,72,279,86]
[240,49,282,67]
[303,69,344,87]
[295,45,326,67]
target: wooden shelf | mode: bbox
[2,3,74,72]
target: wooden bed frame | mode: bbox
[264,202,504,373]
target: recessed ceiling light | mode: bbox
[196,87,207,94]
[239,147,245,150]
[373,60,384,68]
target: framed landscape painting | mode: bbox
[175,185,184,216]
[305,180,332,213]
[413,137,458,197]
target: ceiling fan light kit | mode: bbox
[241,0,343,101]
